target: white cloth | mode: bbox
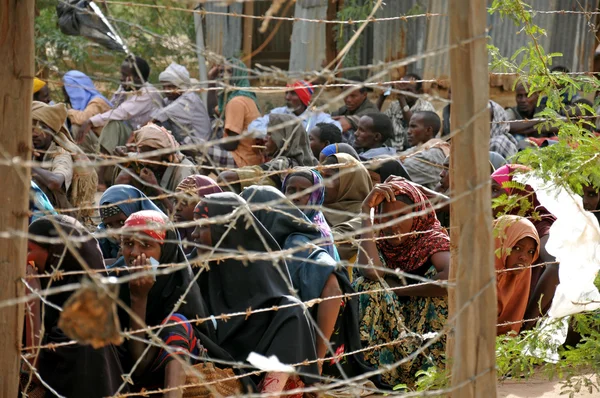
[159,62,191,89]
[152,91,211,144]
[248,106,341,139]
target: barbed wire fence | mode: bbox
[1,0,600,397]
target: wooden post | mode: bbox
[0,0,34,395]
[194,5,208,104]
[242,0,254,68]
[448,0,497,397]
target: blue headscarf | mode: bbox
[30,181,57,224]
[97,185,165,259]
[63,70,112,111]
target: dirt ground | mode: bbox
[497,374,600,397]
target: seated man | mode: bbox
[353,113,397,160]
[308,122,342,159]
[33,78,51,104]
[79,56,163,187]
[505,82,555,138]
[114,123,196,213]
[401,111,449,189]
[31,102,98,218]
[332,76,380,146]
[248,80,341,137]
[152,62,211,149]
[378,73,435,151]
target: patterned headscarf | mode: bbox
[123,210,168,243]
[176,175,222,198]
[282,169,339,260]
[217,57,259,115]
[376,180,450,272]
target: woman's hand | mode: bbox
[361,183,397,213]
[208,65,220,80]
[129,254,155,298]
[25,262,42,293]
[139,168,159,187]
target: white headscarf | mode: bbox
[158,62,191,89]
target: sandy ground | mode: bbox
[497,375,600,398]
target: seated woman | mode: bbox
[24,215,124,397]
[114,123,196,212]
[240,185,374,379]
[282,169,339,260]
[191,193,319,395]
[98,184,164,262]
[218,114,317,193]
[491,164,557,329]
[494,215,540,336]
[118,210,239,397]
[174,175,222,253]
[320,153,373,261]
[353,180,450,386]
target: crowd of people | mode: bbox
[23,55,600,397]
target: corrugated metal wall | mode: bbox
[203,2,243,59]
[421,0,597,81]
[289,0,328,72]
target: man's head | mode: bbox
[33,78,51,104]
[309,123,342,158]
[285,80,314,116]
[395,73,423,107]
[31,101,68,152]
[343,76,369,113]
[407,111,441,147]
[159,62,191,101]
[354,113,393,150]
[515,82,538,117]
[121,56,150,91]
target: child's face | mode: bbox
[505,237,537,269]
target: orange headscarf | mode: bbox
[494,215,540,336]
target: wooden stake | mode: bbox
[448,0,497,396]
[242,0,255,68]
[0,0,35,395]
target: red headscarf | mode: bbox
[376,180,450,272]
[123,210,167,243]
[288,80,314,106]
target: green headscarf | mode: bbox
[217,57,260,115]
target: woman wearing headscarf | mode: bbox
[114,123,196,212]
[240,185,376,380]
[203,58,262,170]
[320,153,373,261]
[489,100,519,160]
[491,164,557,329]
[282,169,339,260]
[24,215,125,397]
[97,184,164,261]
[352,180,450,386]
[152,63,211,147]
[174,175,222,253]
[63,70,113,153]
[218,113,317,192]
[191,193,319,395]
[493,215,540,335]
[117,210,243,395]
[31,101,98,218]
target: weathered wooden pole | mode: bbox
[242,0,254,68]
[0,0,35,395]
[448,0,497,396]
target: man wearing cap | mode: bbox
[151,62,211,149]
[248,80,340,138]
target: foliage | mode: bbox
[334,0,376,71]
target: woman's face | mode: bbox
[505,237,537,269]
[121,236,162,266]
[27,241,49,272]
[320,166,339,205]
[191,214,212,254]
[377,200,414,247]
[284,176,313,208]
[102,212,128,230]
[265,132,278,157]
[175,196,199,223]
